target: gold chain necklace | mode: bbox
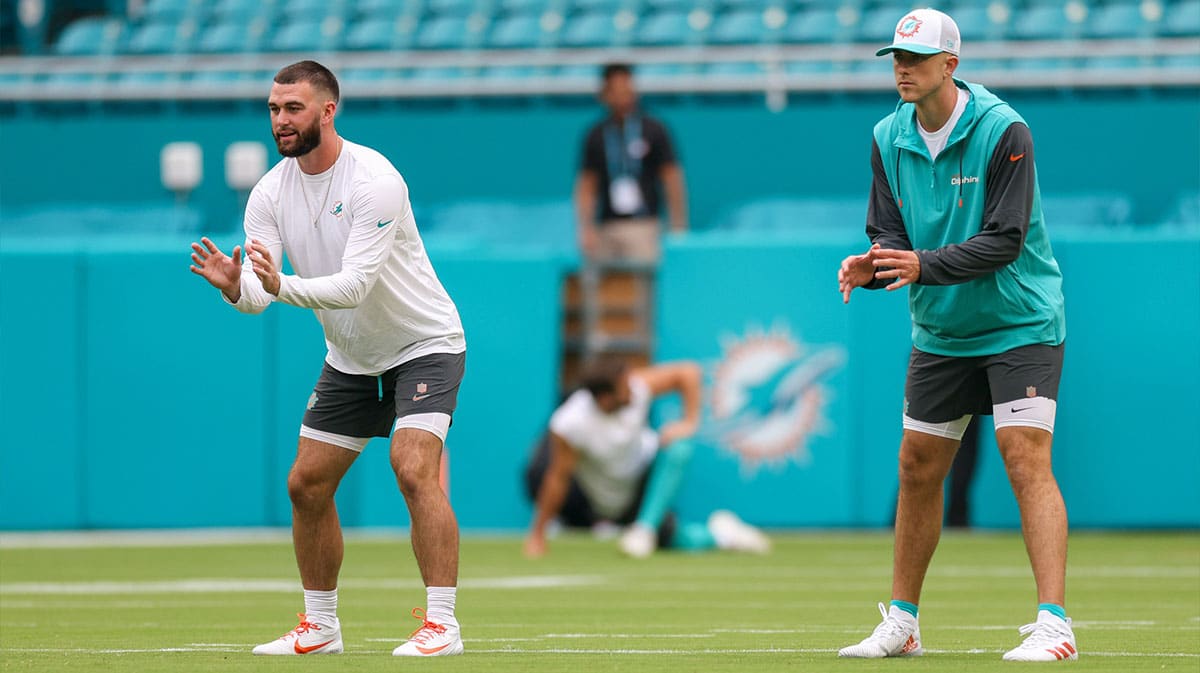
[300,137,343,228]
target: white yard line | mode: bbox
[3,645,1196,658]
[0,575,603,595]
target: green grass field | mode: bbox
[1,530,1197,672]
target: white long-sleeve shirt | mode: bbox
[229,139,465,375]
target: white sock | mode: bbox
[303,588,339,628]
[425,586,457,627]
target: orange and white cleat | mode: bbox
[392,607,464,657]
[1003,611,1078,662]
[838,602,923,658]
[251,613,343,655]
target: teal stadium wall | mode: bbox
[1,92,1198,530]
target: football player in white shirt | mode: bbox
[523,357,770,559]
[190,61,465,657]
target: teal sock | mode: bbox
[890,600,919,618]
[667,521,716,551]
[1039,603,1067,620]
[634,441,693,529]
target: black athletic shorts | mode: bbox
[302,351,466,438]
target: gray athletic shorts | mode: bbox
[302,351,465,442]
[903,342,1064,439]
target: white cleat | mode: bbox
[707,510,772,554]
[838,602,923,658]
[392,608,464,657]
[618,523,657,559]
[251,613,343,655]
[1002,610,1078,662]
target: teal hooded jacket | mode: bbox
[866,79,1066,357]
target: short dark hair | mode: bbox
[580,356,629,398]
[274,60,340,103]
[601,63,634,84]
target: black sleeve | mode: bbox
[865,139,912,289]
[645,117,678,167]
[581,124,605,173]
[915,123,1035,286]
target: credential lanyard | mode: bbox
[603,116,643,180]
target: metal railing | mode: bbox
[0,38,1196,101]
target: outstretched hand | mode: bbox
[247,239,281,296]
[190,237,242,302]
[838,243,880,304]
[838,244,922,302]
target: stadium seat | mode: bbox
[189,70,252,85]
[642,0,695,11]
[1160,52,1200,70]
[783,8,846,43]
[488,13,548,48]
[114,71,178,90]
[194,19,266,53]
[560,11,618,47]
[635,8,706,46]
[270,17,344,52]
[637,62,694,80]
[1085,55,1150,71]
[1086,0,1158,38]
[481,65,550,81]
[706,61,763,76]
[354,0,414,18]
[122,19,198,55]
[1009,4,1077,40]
[708,8,769,45]
[407,66,468,81]
[54,17,125,56]
[415,14,472,49]
[783,59,839,76]
[211,0,276,21]
[943,4,1006,41]
[281,0,350,22]
[141,0,206,22]
[857,4,910,44]
[426,0,475,16]
[496,0,552,14]
[344,15,417,50]
[1160,0,1200,36]
[572,0,625,11]
[556,63,598,80]
[340,68,395,83]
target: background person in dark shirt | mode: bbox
[574,63,688,263]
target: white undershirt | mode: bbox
[919,87,969,160]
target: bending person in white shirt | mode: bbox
[190,60,465,658]
[523,357,770,559]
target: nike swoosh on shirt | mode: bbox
[1009,153,1025,162]
[377,219,394,228]
[412,394,431,401]
[415,642,452,655]
[294,639,336,654]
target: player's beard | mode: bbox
[273,118,322,158]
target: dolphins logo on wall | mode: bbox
[707,324,846,471]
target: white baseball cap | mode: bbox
[876,8,961,57]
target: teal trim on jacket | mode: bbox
[872,79,1066,357]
